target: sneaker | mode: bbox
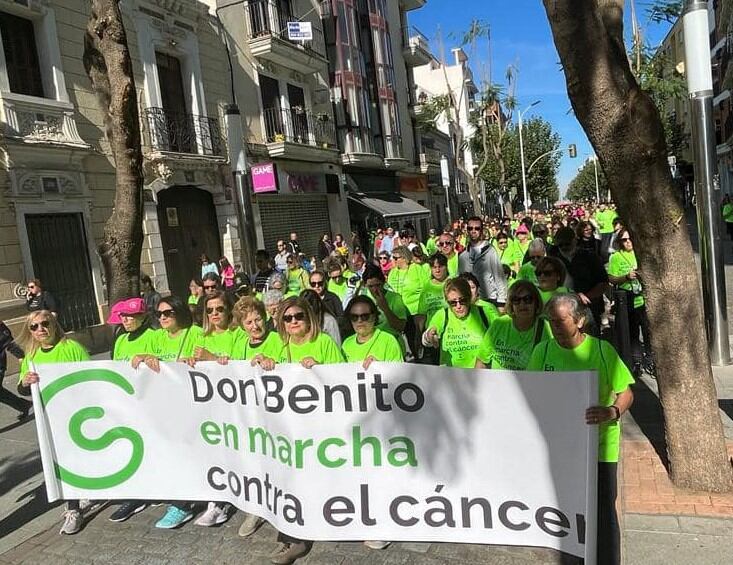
[17,402,33,421]
[270,541,309,564]
[363,541,391,550]
[238,513,264,537]
[155,505,193,529]
[59,509,82,535]
[194,502,230,527]
[109,501,147,522]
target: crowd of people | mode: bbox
[0,203,649,565]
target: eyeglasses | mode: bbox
[536,270,556,277]
[619,237,631,242]
[448,299,468,307]
[310,280,325,287]
[392,255,402,260]
[203,285,217,290]
[155,309,176,319]
[349,313,372,322]
[206,306,226,314]
[379,256,389,261]
[438,241,454,247]
[467,225,482,231]
[510,295,535,305]
[29,320,50,331]
[283,312,306,323]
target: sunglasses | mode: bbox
[203,285,217,290]
[349,313,372,322]
[155,309,176,318]
[510,295,535,305]
[448,299,468,307]
[537,270,556,277]
[392,255,402,260]
[438,241,454,247]
[619,237,631,242]
[467,226,482,231]
[29,320,50,331]
[379,256,389,260]
[283,312,306,323]
[310,280,325,287]
[206,306,226,314]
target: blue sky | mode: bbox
[409,0,673,197]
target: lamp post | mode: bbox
[593,155,600,204]
[518,100,541,211]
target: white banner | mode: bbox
[32,362,597,560]
[287,21,313,41]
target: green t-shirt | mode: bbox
[476,300,501,324]
[447,253,459,277]
[517,261,537,285]
[595,209,618,234]
[723,203,733,223]
[187,295,199,306]
[607,250,644,308]
[426,236,438,255]
[195,328,242,358]
[364,289,408,337]
[417,279,448,322]
[388,263,426,315]
[427,306,491,368]
[341,329,403,362]
[113,329,157,361]
[539,286,570,305]
[477,315,549,370]
[235,330,285,362]
[280,332,345,364]
[512,239,530,264]
[526,335,634,463]
[19,339,90,381]
[328,276,349,302]
[497,245,516,270]
[152,325,203,361]
[287,268,309,294]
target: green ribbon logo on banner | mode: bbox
[41,368,144,489]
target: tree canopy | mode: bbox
[566,158,607,202]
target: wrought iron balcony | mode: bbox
[261,106,336,148]
[419,146,443,172]
[143,108,224,157]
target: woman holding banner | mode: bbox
[474,281,549,370]
[17,310,90,535]
[527,293,634,565]
[421,277,491,368]
[267,296,344,563]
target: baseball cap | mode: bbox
[107,297,147,325]
[516,224,530,234]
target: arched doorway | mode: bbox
[157,186,221,298]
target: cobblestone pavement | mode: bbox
[0,502,577,565]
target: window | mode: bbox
[0,11,44,97]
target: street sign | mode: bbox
[287,21,313,42]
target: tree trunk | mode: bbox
[83,0,144,304]
[543,0,733,491]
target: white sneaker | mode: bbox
[59,509,82,535]
[238,513,264,537]
[364,540,391,550]
[194,502,230,526]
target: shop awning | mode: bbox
[348,193,431,219]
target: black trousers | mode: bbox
[626,298,652,362]
[0,375,31,413]
[598,462,620,565]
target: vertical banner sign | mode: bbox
[32,362,598,562]
[251,163,278,194]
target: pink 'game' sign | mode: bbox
[251,162,278,193]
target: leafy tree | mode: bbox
[567,159,607,202]
[543,0,733,491]
[475,117,561,208]
[83,0,144,303]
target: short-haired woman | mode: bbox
[535,257,569,305]
[527,293,634,565]
[422,277,492,368]
[475,281,549,370]
[342,296,403,369]
[17,310,89,535]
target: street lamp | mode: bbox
[518,100,541,211]
[592,154,600,204]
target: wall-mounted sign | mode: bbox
[251,163,278,194]
[287,21,313,41]
[400,176,428,192]
[166,207,179,227]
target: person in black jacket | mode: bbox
[0,320,32,419]
[25,279,58,314]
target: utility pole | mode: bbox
[684,0,730,365]
[593,156,600,204]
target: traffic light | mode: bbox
[568,144,577,158]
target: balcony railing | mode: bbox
[383,134,404,159]
[144,108,224,156]
[246,0,326,59]
[261,106,336,148]
[420,147,442,167]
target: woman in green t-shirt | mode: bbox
[422,277,491,368]
[342,296,403,368]
[232,297,283,370]
[108,297,156,363]
[17,310,90,536]
[475,280,548,370]
[190,291,240,364]
[415,253,449,341]
[276,296,344,367]
[285,253,310,296]
[387,245,426,317]
[607,229,654,375]
[458,272,501,323]
[527,293,634,565]
[535,257,570,305]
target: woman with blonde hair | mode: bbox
[17,310,89,535]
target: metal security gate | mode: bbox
[25,213,99,331]
[258,196,331,259]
